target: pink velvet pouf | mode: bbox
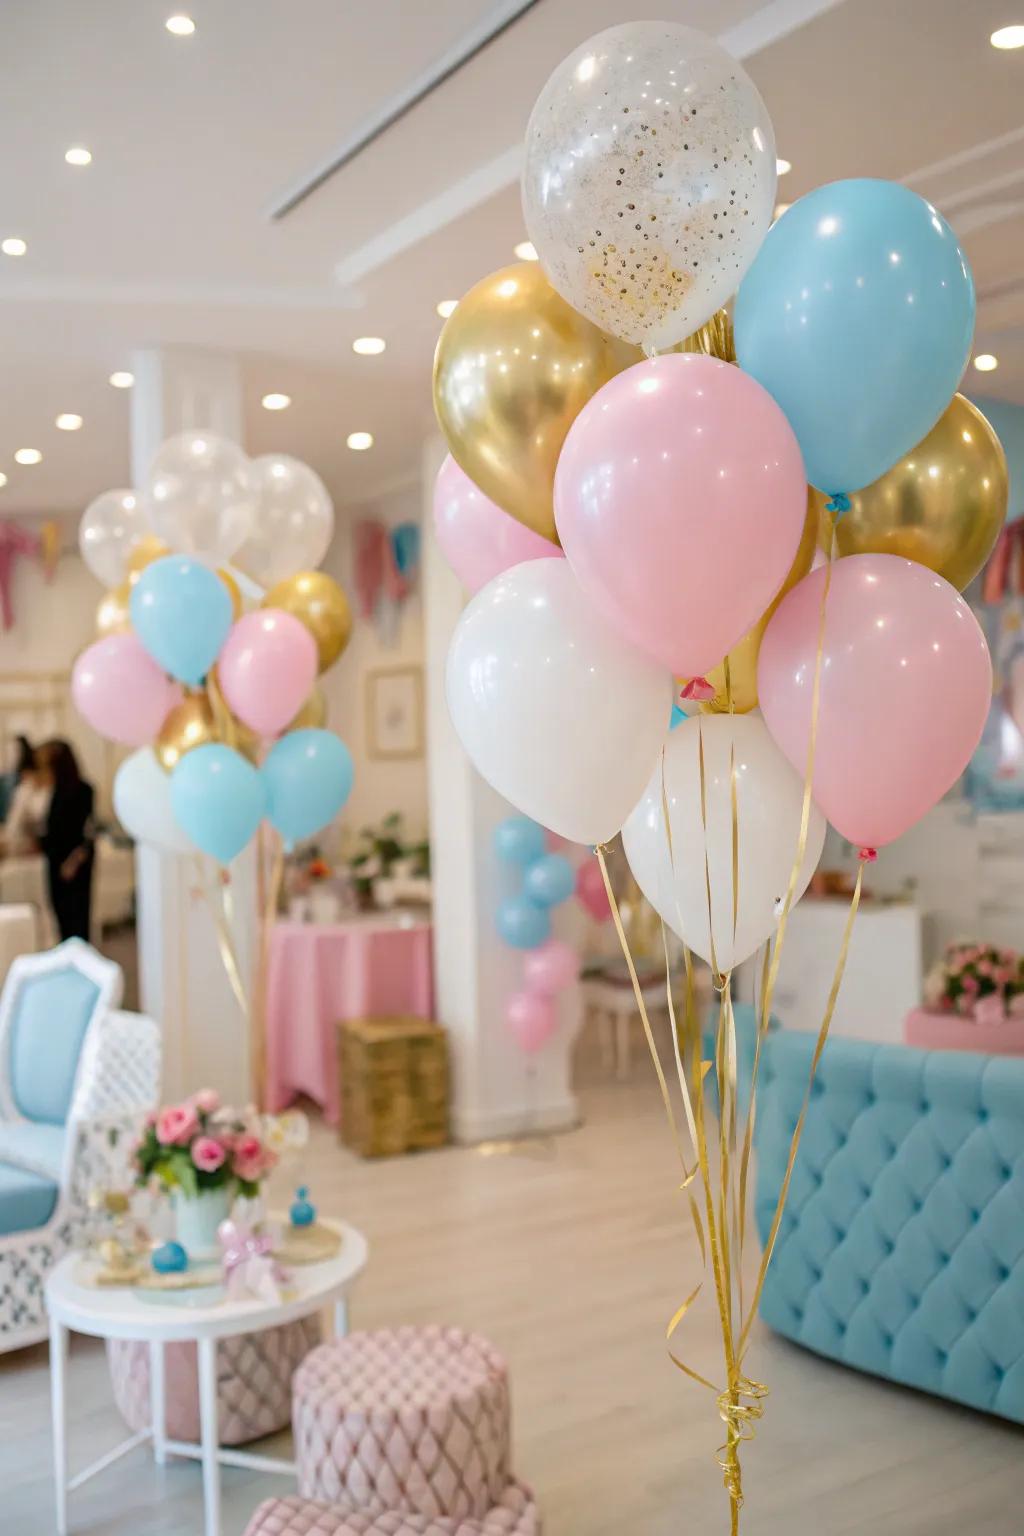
[243,1483,540,1536]
[293,1327,513,1522]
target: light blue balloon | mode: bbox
[262,729,354,844]
[735,179,975,494]
[171,744,266,865]
[130,556,234,686]
[669,703,688,730]
[496,896,551,950]
[523,852,574,908]
[493,816,546,865]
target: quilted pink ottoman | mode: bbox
[243,1482,540,1535]
[107,1316,321,1446]
[293,1327,511,1521]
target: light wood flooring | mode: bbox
[1,1036,1021,1535]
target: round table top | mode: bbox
[45,1219,368,1342]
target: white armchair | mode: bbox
[0,938,160,1352]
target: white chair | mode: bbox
[0,938,160,1352]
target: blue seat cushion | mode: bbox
[9,965,100,1124]
[0,1159,59,1236]
[0,1122,65,1181]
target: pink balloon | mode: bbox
[506,990,558,1054]
[576,858,612,923]
[433,454,560,593]
[218,610,317,737]
[759,554,992,849]
[554,354,806,677]
[524,939,580,996]
[72,633,180,746]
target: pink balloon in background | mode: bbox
[524,939,580,996]
[506,990,558,1054]
[72,633,180,746]
[218,610,317,737]
[554,353,806,678]
[544,829,570,852]
[433,454,560,593]
[758,554,992,849]
[576,857,612,923]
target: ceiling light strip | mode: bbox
[268,0,544,221]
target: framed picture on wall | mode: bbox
[366,665,424,760]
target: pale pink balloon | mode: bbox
[758,554,992,849]
[506,990,558,1054]
[576,858,612,923]
[524,939,580,996]
[218,610,317,737]
[554,354,806,678]
[72,633,180,747]
[433,454,559,593]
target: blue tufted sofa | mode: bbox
[755,1031,1024,1421]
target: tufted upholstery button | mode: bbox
[997,1265,1010,1283]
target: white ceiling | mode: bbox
[0,0,1022,518]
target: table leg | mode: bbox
[149,1340,167,1466]
[50,1318,69,1536]
[334,1294,349,1337]
[197,1337,221,1536]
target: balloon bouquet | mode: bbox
[73,431,355,1096]
[433,21,1000,1527]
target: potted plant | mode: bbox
[349,813,430,909]
[133,1091,278,1258]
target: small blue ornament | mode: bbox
[152,1240,188,1274]
[290,1186,316,1228]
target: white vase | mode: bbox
[310,887,340,924]
[173,1185,235,1260]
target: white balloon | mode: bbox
[113,748,193,854]
[233,454,334,588]
[79,489,150,588]
[522,22,776,350]
[446,557,671,844]
[622,713,825,971]
[145,431,257,564]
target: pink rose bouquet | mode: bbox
[133,1091,278,1199]
[923,942,1024,1021]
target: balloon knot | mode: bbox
[825,492,851,516]
[857,847,877,864]
[680,677,715,703]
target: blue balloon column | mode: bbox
[494,817,580,1056]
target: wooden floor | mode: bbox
[1,1038,1021,1535]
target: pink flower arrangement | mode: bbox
[134,1092,278,1198]
[924,942,1024,1021]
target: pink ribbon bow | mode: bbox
[218,1219,288,1302]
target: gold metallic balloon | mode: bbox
[219,567,243,619]
[432,262,641,542]
[288,685,327,732]
[678,308,735,363]
[813,394,1008,592]
[206,667,262,764]
[689,492,820,715]
[155,693,219,773]
[263,571,352,673]
[96,582,133,637]
[126,535,170,581]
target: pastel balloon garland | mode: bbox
[494,817,579,1057]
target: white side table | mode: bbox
[45,1219,368,1536]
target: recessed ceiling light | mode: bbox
[776,158,792,176]
[436,299,458,319]
[165,14,196,35]
[352,336,386,355]
[514,241,538,261]
[1,238,26,257]
[109,370,134,389]
[974,353,999,372]
[347,432,373,451]
[55,413,83,431]
[991,24,1024,49]
[65,146,92,167]
[261,392,291,411]
[14,448,42,465]
[0,473,7,489]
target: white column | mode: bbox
[423,438,580,1142]
[130,349,256,1104]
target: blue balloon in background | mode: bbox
[734,179,975,494]
[496,895,551,950]
[130,556,234,686]
[523,852,574,908]
[494,816,546,865]
[171,744,266,864]
[262,729,354,845]
[669,703,688,730]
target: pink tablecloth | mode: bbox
[904,1007,1024,1055]
[265,918,434,1124]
